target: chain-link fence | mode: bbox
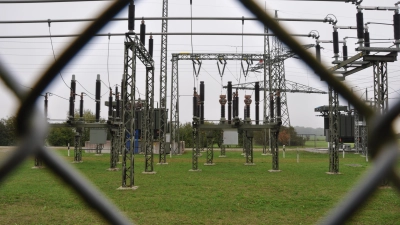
[0,1,399,224]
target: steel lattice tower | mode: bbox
[158,0,168,164]
[328,86,339,173]
[170,56,180,155]
[354,109,360,153]
[263,23,271,155]
[144,66,155,173]
[121,35,136,187]
[373,61,388,114]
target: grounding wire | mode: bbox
[48,21,70,90]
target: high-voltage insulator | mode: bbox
[255,82,259,125]
[316,44,321,63]
[356,10,364,39]
[333,30,339,55]
[79,93,84,118]
[116,86,120,119]
[234,89,239,118]
[193,88,198,117]
[69,75,76,119]
[44,93,48,119]
[342,43,348,61]
[269,93,274,119]
[200,81,204,124]
[394,13,400,40]
[140,20,146,46]
[227,81,232,124]
[95,74,101,122]
[108,88,113,120]
[149,35,153,57]
[244,95,252,119]
[128,0,135,31]
[276,91,282,125]
[219,95,227,119]
[364,27,370,55]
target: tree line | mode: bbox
[0,111,305,148]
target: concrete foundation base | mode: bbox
[197,153,202,157]
[262,153,272,156]
[326,172,341,175]
[95,154,102,156]
[31,166,45,169]
[72,161,83,163]
[204,163,215,166]
[117,186,139,191]
[268,169,281,172]
[244,163,256,166]
[240,153,245,155]
[189,169,202,172]
[107,168,120,171]
[219,155,227,158]
[157,162,169,165]
[117,162,122,164]
[354,152,360,154]
[142,171,157,175]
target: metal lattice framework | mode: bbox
[1,1,400,225]
[121,32,155,186]
[230,80,327,94]
[158,0,168,164]
[354,109,360,154]
[373,61,388,114]
[170,55,180,155]
[328,86,339,173]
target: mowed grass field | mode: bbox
[0,148,399,224]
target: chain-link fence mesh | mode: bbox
[0,1,398,224]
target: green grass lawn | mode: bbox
[0,149,399,224]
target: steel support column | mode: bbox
[121,34,136,188]
[170,56,180,154]
[245,131,254,164]
[158,0,168,164]
[354,109,359,154]
[144,66,155,173]
[191,118,200,171]
[328,86,339,173]
[73,129,82,162]
[205,132,214,165]
[373,61,388,114]
[109,130,118,169]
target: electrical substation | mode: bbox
[3,0,399,190]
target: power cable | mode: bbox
[82,92,96,101]
[76,80,95,96]
[49,93,69,101]
[48,21,70,90]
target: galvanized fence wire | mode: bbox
[0,1,133,224]
[0,0,398,224]
[238,0,400,224]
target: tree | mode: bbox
[0,116,17,146]
[47,125,75,146]
[278,129,290,146]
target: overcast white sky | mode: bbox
[0,0,398,129]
